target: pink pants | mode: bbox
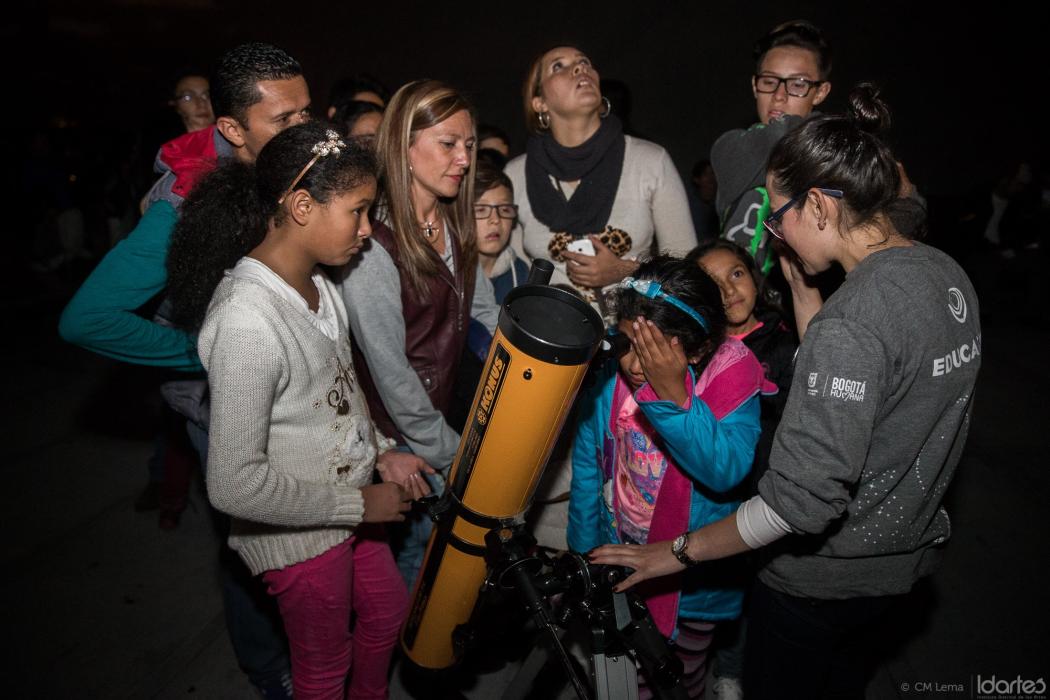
[262,530,408,699]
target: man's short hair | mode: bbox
[210,43,303,124]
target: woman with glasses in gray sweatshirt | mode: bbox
[591,84,981,699]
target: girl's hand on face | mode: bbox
[562,235,639,288]
[376,450,437,499]
[633,317,690,406]
[360,482,413,523]
[588,541,685,592]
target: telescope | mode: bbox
[401,259,604,669]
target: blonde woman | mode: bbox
[337,80,499,583]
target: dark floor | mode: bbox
[5,264,1047,700]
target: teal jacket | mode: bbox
[568,340,771,622]
[58,200,200,370]
[58,126,229,371]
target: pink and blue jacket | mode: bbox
[568,338,776,636]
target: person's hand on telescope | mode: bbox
[376,449,437,500]
[360,482,413,522]
[587,540,685,592]
[631,317,690,407]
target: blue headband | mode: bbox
[620,277,710,334]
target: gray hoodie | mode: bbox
[710,116,805,273]
[758,243,981,599]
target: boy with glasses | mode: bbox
[448,160,526,430]
[474,161,525,303]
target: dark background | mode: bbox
[3,5,1046,696]
[9,1,1041,197]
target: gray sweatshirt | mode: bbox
[337,230,499,471]
[758,243,981,598]
[711,117,804,224]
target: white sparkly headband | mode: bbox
[620,277,711,334]
[277,130,347,204]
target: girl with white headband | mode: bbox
[170,122,433,699]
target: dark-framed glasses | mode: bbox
[473,203,518,220]
[753,74,825,98]
[763,188,843,240]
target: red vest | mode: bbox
[158,125,219,199]
[351,221,475,444]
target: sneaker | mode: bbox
[712,676,743,700]
[255,670,293,700]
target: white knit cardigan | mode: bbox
[198,273,394,575]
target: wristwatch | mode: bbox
[671,532,700,567]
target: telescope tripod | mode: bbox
[462,526,688,700]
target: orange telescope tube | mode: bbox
[401,268,604,669]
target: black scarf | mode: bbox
[524,115,625,236]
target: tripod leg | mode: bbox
[501,564,591,700]
[592,651,638,700]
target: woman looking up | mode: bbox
[337,80,499,584]
[506,45,696,319]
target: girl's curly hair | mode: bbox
[166,121,376,329]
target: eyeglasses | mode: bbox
[763,188,844,240]
[473,203,518,220]
[753,75,825,98]
[174,91,210,103]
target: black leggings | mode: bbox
[743,580,902,700]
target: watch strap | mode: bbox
[672,532,699,566]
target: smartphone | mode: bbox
[566,238,595,256]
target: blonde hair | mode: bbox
[375,80,478,298]
[522,50,549,134]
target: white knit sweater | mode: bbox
[198,270,393,575]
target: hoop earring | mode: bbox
[537,111,550,130]
[599,96,612,118]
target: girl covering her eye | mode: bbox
[591,84,980,700]
[569,255,775,698]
